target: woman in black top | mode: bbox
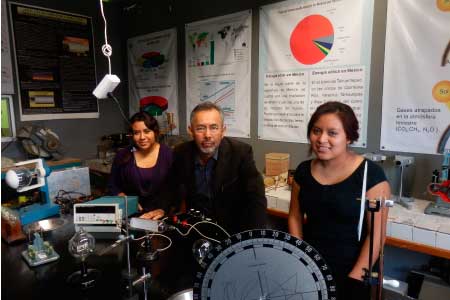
[288,102,391,300]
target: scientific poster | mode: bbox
[258,0,374,146]
[2,0,14,94]
[128,28,179,135]
[185,10,252,138]
[9,2,98,121]
[381,0,450,154]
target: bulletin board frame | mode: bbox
[1,95,16,142]
[8,2,99,121]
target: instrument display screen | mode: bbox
[75,205,116,214]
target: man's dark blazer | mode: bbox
[165,137,267,234]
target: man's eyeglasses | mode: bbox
[193,125,222,133]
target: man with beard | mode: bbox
[164,101,267,234]
[152,102,267,296]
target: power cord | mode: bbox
[99,0,112,74]
[108,92,130,125]
[134,233,173,252]
[54,190,91,214]
[172,220,231,244]
[124,218,231,252]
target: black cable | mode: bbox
[54,190,90,214]
[107,92,130,125]
[56,190,87,197]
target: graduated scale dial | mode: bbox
[193,229,337,300]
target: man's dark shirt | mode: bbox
[193,150,218,215]
[163,137,267,234]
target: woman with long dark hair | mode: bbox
[108,111,173,219]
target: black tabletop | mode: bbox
[1,216,196,300]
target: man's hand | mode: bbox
[140,209,165,220]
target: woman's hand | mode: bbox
[348,269,364,281]
[140,209,165,220]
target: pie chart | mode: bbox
[290,15,334,65]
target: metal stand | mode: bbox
[425,156,450,217]
[97,196,139,299]
[134,235,159,300]
[425,196,450,217]
[122,196,138,299]
[67,259,101,290]
[395,165,414,209]
[362,198,393,300]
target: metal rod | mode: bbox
[142,266,148,300]
[377,198,387,300]
[124,195,131,277]
[368,205,375,277]
[399,165,404,198]
[81,260,88,276]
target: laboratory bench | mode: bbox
[84,160,450,260]
[265,185,450,260]
[1,157,83,174]
[1,214,196,300]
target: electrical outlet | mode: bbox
[363,153,387,162]
[394,155,414,166]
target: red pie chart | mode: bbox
[290,15,334,65]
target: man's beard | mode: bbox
[198,144,217,155]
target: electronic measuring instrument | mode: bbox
[193,229,337,300]
[73,203,121,233]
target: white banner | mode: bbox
[128,28,179,135]
[185,10,252,138]
[258,0,374,147]
[381,0,450,154]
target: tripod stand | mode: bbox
[362,197,394,300]
[133,234,159,300]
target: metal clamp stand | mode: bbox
[396,165,414,209]
[425,150,450,217]
[134,234,159,300]
[362,198,394,300]
[67,259,101,290]
[122,196,138,299]
[97,196,138,298]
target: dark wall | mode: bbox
[2,0,128,160]
[2,0,443,198]
[1,0,438,282]
[122,0,442,201]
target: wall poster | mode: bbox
[9,2,98,121]
[185,10,252,138]
[128,28,179,135]
[2,0,14,94]
[258,0,375,146]
[380,0,450,154]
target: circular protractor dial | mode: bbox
[193,229,337,300]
